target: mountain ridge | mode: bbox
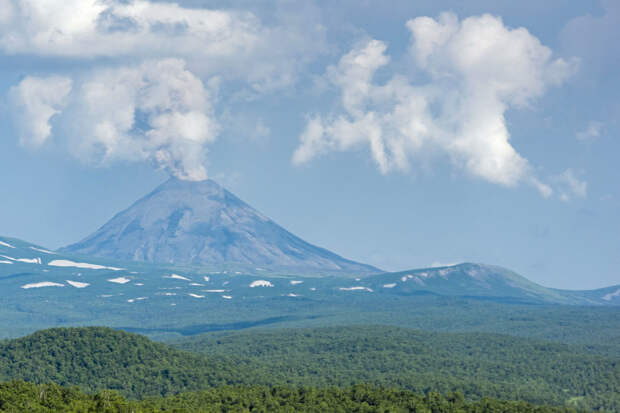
[365,262,620,305]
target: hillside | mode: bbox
[0,327,245,397]
[61,178,379,275]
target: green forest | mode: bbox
[173,326,620,411]
[0,381,585,412]
[0,327,618,411]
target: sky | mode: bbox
[1,0,619,290]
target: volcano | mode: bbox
[62,178,379,274]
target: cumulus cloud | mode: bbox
[12,59,218,181]
[293,13,577,195]
[9,76,72,147]
[0,0,327,91]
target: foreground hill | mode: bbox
[0,381,580,413]
[61,178,379,275]
[0,327,245,397]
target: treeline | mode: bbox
[0,381,584,413]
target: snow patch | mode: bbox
[383,283,397,288]
[166,274,191,281]
[66,280,90,288]
[108,277,131,284]
[18,257,41,264]
[339,286,373,292]
[250,280,273,288]
[29,247,55,254]
[0,241,15,248]
[2,255,41,264]
[21,281,64,289]
[602,289,620,301]
[48,259,123,271]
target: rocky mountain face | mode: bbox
[61,178,379,274]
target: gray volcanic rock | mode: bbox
[62,178,379,273]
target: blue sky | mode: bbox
[1,0,618,289]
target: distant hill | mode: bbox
[61,178,379,275]
[363,263,620,305]
[1,235,618,349]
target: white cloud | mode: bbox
[9,76,72,147]
[75,59,219,181]
[576,121,603,141]
[553,169,587,202]
[11,59,218,181]
[0,0,249,57]
[0,0,15,25]
[293,13,576,195]
[0,0,327,91]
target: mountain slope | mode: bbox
[61,178,378,274]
